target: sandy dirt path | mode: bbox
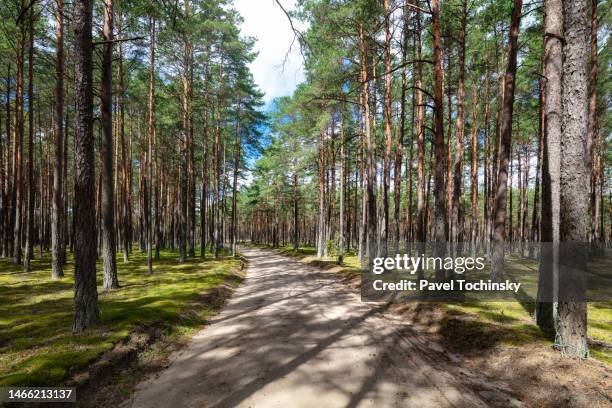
[123,247,522,408]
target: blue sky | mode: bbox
[233,0,308,178]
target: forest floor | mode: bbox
[269,244,612,364]
[123,246,611,408]
[0,248,243,407]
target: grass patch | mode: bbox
[0,248,242,388]
[254,243,611,363]
[265,244,363,279]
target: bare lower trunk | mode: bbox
[469,86,479,243]
[588,0,599,241]
[23,7,35,272]
[13,14,25,266]
[51,0,64,279]
[293,170,299,251]
[358,87,366,260]
[532,71,545,242]
[201,75,209,258]
[117,33,129,263]
[521,143,530,241]
[73,0,100,332]
[101,0,118,289]
[147,17,156,272]
[3,65,12,259]
[415,8,425,244]
[452,0,467,244]
[381,0,392,258]
[230,98,241,257]
[431,0,447,278]
[556,0,589,359]
[213,97,221,258]
[317,125,326,259]
[179,15,190,263]
[360,24,377,264]
[491,0,522,281]
[395,1,409,252]
[338,104,345,263]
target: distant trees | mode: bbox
[239,0,609,359]
[0,0,263,331]
[0,0,607,354]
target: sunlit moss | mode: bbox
[0,248,241,387]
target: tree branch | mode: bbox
[16,0,37,24]
[273,0,308,67]
[93,36,145,46]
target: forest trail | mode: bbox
[123,247,522,408]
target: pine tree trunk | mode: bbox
[3,65,11,259]
[189,70,196,258]
[381,0,392,258]
[117,31,129,263]
[360,24,377,263]
[339,103,345,263]
[149,18,160,260]
[214,93,221,257]
[394,1,409,252]
[23,7,35,272]
[230,98,241,257]
[201,68,209,258]
[73,0,99,332]
[483,65,491,242]
[536,0,561,335]
[317,124,326,259]
[491,28,504,242]
[445,63,452,240]
[147,17,156,271]
[293,169,299,251]
[470,86,479,243]
[13,11,25,266]
[100,0,118,289]
[415,7,426,244]
[0,73,4,258]
[145,116,153,273]
[491,0,522,281]
[556,0,589,359]
[179,11,190,262]
[431,0,447,277]
[358,69,366,260]
[221,134,228,249]
[452,0,467,244]
[588,0,599,242]
[521,142,530,241]
[532,72,544,242]
[62,85,69,260]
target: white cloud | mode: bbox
[234,0,305,103]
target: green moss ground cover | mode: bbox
[0,249,241,387]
